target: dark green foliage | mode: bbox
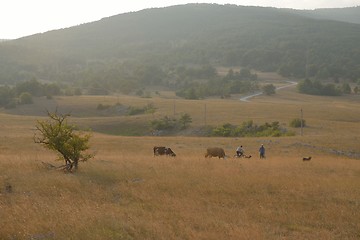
[176,87,203,100]
[96,103,111,110]
[178,113,192,129]
[135,65,165,85]
[0,79,64,108]
[18,92,33,104]
[44,83,61,97]
[74,88,82,96]
[150,113,192,131]
[289,118,306,128]
[297,79,341,96]
[87,82,109,95]
[14,78,62,98]
[342,83,351,94]
[262,84,276,95]
[175,67,258,99]
[150,116,177,131]
[15,78,44,97]
[288,7,360,25]
[211,120,289,137]
[127,103,156,115]
[0,85,15,108]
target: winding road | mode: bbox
[240,81,298,102]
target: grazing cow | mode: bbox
[153,146,176,157]
[303,156,312,161]
[205,147,226,159]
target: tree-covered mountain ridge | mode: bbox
[1,3,360,86]
[290,6,360,25]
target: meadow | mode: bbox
[0,84,359,239]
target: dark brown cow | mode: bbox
[205,147,226,159]
[153,146,176,157]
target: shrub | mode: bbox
[127,103,156,115]
[34,111,94,171]
[19,92,33,104]
[96,103,111,110]
[150,116,177,131]
[289,118,306,128]
[178,113,192,129]
[297,79,341,96]
[211,121,287,137]
[263,84,276,95]
[150,113,192,132]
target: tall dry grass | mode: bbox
[0,91,360,239]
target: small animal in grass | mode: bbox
[302,156,312,161]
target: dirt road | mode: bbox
[240,81,297,102]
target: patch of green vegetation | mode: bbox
[149,113,192,132]
[297,79,342,96]
[127,103,156,115]
[211,120,293,137]
[289,118,306,128]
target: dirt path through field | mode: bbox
[240,81,298,102]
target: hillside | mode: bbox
[291,6,360,24]
[0,4,360,89]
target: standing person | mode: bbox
[236,145,244,157]
[259,144,265,159]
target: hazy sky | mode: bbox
[1,0,359,39]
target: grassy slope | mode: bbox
[0,86,360,239]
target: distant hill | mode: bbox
[290,6,360,25]
[0,3,359,87]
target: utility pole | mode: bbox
[204,103,207,126]
[300,108,303,136]
[173,99,176,116]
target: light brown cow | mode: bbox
[205,147,226,159]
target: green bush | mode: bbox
[150,116,177,131]
[211,121,287,137]
[150,113,192,131]
[289,118,306,128]
[127,103,156,115]
[96,103,111,110]
[18,92,33,104]
[263,84,276,95]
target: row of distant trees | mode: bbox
[1,67,358,110]
[175,67,259,99]
[0,65,262,107]
[297,79,357,96]
[0,78,82,108]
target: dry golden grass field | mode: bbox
[0,84,360,239]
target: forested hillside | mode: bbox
[0,4,359,96]
[290,6,360,24]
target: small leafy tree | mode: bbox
[342,83,351,94]
[19,92,33,104]
[263,84,276,95]
[178,113,192,129]
[150,116,177,131]
[354,86,359,94]
[34,111,94,172]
